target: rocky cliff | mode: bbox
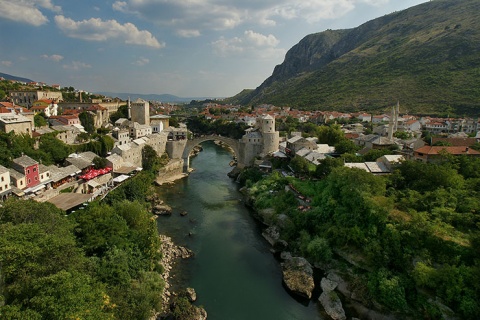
[230,0,480,115]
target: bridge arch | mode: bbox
[182,135,243,173]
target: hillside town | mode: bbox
[0,80,479,212]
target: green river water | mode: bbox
[155,141,323,320]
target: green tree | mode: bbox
[28,271,114,320]
[142,145,160,171]
[72,202,130,256]
[110,104,128,123]
[290,155,311,175]
[333,138,359,154]
[39,134,71,164]
[316,124,344,145]
[34,112,48,127]
[79,111,95,134]
[314,157,343,178]
[93,156,108,169]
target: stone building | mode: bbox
[240,114,280,165]
[0,113,34,136]
[130,98,150,126]
[0,165,12,199]
[112,128,130,147]
[11,155,40,189]
[9,90,63,108]
[150,114,170,133]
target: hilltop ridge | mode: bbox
[228,0,480,116]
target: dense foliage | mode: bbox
[187,116,248,139]
[0,172,165,319]
[245,156,480,319]
[0,131,72,166]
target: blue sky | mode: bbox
[0,0,428,98]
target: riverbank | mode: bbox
[158,234,194,314]
[154,141,321,320]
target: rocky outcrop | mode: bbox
[262,225,280,246]
[186,287,197,302]
[281,256,315,299]
[319,273,346,320]
[153,204,173,216]
[319,291,346,320]
[158,234,194,314]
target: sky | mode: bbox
[0,0,429,98]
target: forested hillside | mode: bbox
[243,155,480,319]
[230,0,480,116]
[0,172,165,319]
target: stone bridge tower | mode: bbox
[181,115,279,173]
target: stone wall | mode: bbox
[155,159,185,184]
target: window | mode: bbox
[1,177,3,182]
[28,179,31,184]
[27,169,30,174]
[4,184,7,189]
[33,167,36,172]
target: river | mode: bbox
[155,141,323,320]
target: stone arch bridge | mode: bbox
[182,135,245,173]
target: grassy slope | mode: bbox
[234,0,480,116]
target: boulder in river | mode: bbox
[185,287,197,302]
[153,204,173,216]
[319,291,346,320]
[262,225,280,246]
[319,274,346,320]
[281,257,315,299]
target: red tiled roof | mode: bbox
[62,109,80,115]
[415,146,480,155]
[0,102,14,108]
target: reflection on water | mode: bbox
[156,141,322,320]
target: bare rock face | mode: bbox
[281,257,315,299]
[186,287,197,302]
[319,291,346,320]
[319,274,346,320]
[262,225,280,246]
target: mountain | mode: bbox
[229,0,480,116]
[94,92,215,104]
[0,72,34,84]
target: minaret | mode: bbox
[393,101,400,132]
[387,105,395,141]
[127,97,131,119]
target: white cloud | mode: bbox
[244,30,279,47]
[54,15,165,49]
[176,29,201,38]
[41,54,64,62]
[111,0,390,34]
[0,0,61,26]
[1,60,12,67]
[62,61,92,70]
[0,0,48,26]
[132,57,150,66]
[212,36,244,57]
[212,30,285,60]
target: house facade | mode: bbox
[11,155,40,189]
